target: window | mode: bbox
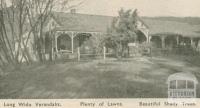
[187,80,194,89]
[170,80,176,89]
[177,80,186,89]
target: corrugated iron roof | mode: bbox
[52,12,113,32]
[143,18,200,37]
[52,12,200,37]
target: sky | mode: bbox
[70,0,200,17]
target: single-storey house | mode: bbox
[8,10,200,61]
[43,10,200,59]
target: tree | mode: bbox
[0,0,84,70]
[26,0,85,62]
[0,0,29,69]
[104,9,138,58]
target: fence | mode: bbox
[77,47,115,61]
[150,46,200,57]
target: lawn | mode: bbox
[0,56,200,98]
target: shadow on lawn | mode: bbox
[0,60,165,98]
[1,57,200,98]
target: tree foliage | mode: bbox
[0,0,83,70]
[104,8,139,57]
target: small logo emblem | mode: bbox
[167,72,198,98]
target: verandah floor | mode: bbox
[0,56,200,98]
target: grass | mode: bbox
[0,56,200,99]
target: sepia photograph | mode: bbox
[0,0,200,99]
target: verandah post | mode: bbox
[71,32,74,54]
[78,47,80,61]
[161,36,166,48]
[55,35,58,53]
[191,38,194,47]
[176,36,179,46]
[103,46,106,60]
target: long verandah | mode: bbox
[43,30,200,61]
